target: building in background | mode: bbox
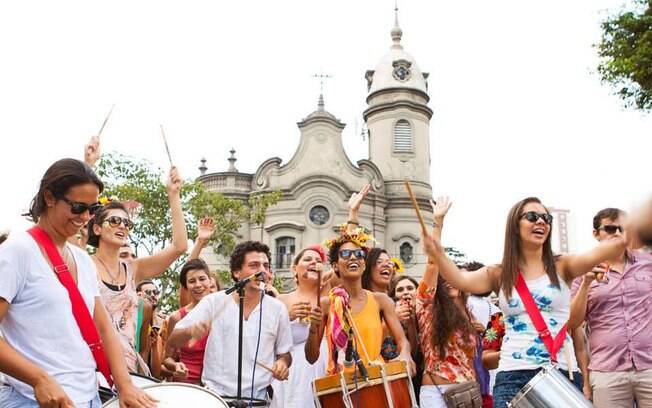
[197,11,435,287]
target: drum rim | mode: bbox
[103,382,227,406]
[508,365,555,406]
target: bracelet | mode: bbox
[347,220,359,225]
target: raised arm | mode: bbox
[346,184,370,232]
[559,236,626,282]
[305,296,329,364]
[84,135,101,168]
[421,197,451,288]
[188,217,214,260]
[134,166,189,282]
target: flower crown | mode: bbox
[98,196,113,206]
[391,257,405,274]
[324,223,376,251]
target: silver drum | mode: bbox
[103,383,228,407]
[508,365,593,408]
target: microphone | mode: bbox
[343,328,354,368]
[225,271,264,295]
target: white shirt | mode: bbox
[0,230,100,404]
[467,295,500,327]
[175,290,293,400]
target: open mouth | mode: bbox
[532,227,546,238]
[347,261,361,272]
[379,268,392,279]
[115,231,127,239]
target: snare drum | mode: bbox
[508,365,593,408]
[98,372,160,403]
[102,383,228,407]
[312,360,417,408]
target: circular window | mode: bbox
[309,205,330,226]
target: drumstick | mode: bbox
[97,104,115,137]
[344,308,371,364]
[256,361,274,373]
[160,124,173,166]
[316,264,322,305]
[404,179,429,237]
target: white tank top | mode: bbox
[497,273,577,373]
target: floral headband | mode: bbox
[324,223,376,251]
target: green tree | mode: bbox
[95,152,248,312]
[597,0,652,111]
[248,190,283,241]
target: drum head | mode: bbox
[102,383,228,407]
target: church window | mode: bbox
[276,237,296,269]
[309,205,330,226]
[400,242,413,265]
[393,120,412,153]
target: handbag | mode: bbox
[430,372,483,408]
[27,226,114,388]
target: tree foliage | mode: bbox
[95,152,248,312]
[248,190,283,241]
[597,0,652,111]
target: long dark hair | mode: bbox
[26,158,104,222]
[501,197,559,299]
[431,277,475,358]
[362,247,388,290]
[87,201,128,248]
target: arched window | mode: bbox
[400,242,414,265]
[393,119,412,153]
[276,237,296,269]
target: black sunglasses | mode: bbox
[339,249,366,259]
[520,211,553,225]
[58,196,102,215]
[104,215,134,229]
[598,225,623,235]
[144,289,160,296]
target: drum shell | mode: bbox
[313,360,415,408]
[508,365,593,408]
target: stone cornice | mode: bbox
[363,98,433,121]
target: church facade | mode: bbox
[198,15,435,284]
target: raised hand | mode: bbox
[84,135,101,168]
[395,300,412,323]
[430,196,452,222]
[197,217,215,242]
[348,184,371,215]
[166,166,183,195]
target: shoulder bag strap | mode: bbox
[27,226,114,387]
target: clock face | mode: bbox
[393,66,410,81]
[309,205,330,226]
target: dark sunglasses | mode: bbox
[598,225,623,235]
[58,196,102,215]
[339,249,366,259]
[144,289,160,296]
[520,211,553,225]
[103,215,134,229]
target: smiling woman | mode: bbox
[0,158,156,408]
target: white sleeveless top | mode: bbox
[497,273,577,373]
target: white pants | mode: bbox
[420,384,454,408]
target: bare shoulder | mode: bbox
[372,291,393,308]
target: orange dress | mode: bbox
[326,290,383,374]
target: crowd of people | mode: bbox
[0,137,652,408]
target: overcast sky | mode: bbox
[0,0,650,263]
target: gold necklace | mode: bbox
[95,255,122,285]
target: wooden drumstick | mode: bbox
[256,361,274,373]
[404,179,429,237]
[160,124,173,166]
[316,263,323,305]
[97,104,115,137]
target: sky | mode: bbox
[0,0,650,264]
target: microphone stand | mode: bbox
[228,283,248,408]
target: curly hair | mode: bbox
[362,247,388,290]
[229,240,271,281]
[179,258,210,289]
[328,240,366,277]
[431,277,475,358]
[86,201,128,248]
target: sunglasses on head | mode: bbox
[520,211,553,225]
[339,249,366,259]
[58,195,102,215]
[103,215,134,229]
[598,225,623,235]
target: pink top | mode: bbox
[571,251,652,372]
[175,307,208,384]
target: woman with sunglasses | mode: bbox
[305,185,416,379]
[0,158,156,407]
[88,167,188,375]
[270,244,329,408]
[422,196,628,407]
